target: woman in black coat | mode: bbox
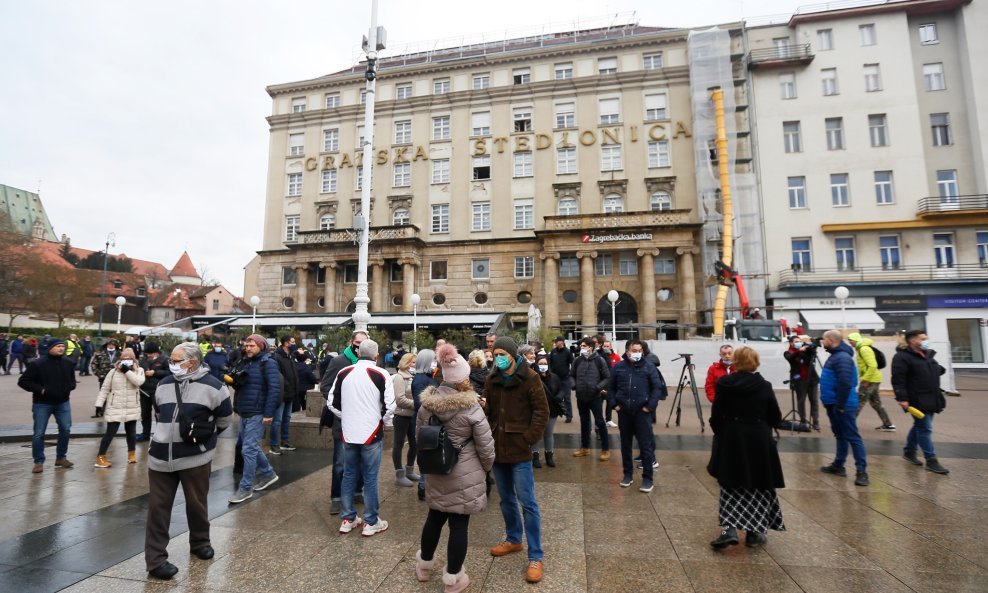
[531,354,565,468]
[708,346,786,549]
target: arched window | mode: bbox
[557,197,578,216]
[603,194,624,214]
[650,191,672,212]
[393,208,409,225]
[319,214,336,230]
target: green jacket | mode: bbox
[854,338,883,383]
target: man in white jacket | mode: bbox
[329,338,395,537]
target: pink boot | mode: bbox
[415,550,434,582]
[443,568,470,593]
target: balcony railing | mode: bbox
[916,194,988,216]
[298,224,419,245]
[747,44,814,69]
[543,209,693,231]
[778,263,988,286]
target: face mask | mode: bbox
[409,368,417,375]
[120,360,134,368]
[525,356,536,363]
[168,362,186,375]
[792,342,802,349]
[106,347,116,353]
[538,364,549,373]
[603,348,611,354]
[580,349,590,357]
[495,355,511,370]
[722,359,732,366]
[629,352,643,362]
[430,362,438,371]
[920,340,930,351]
[214,347,223,352]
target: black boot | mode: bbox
[745,532,767,547]
[544,451,555,467]
[532,451,542,468]
[926,457,949,475]
[710,526,739,549]
[417,482,425,501]
[903,450,923,466]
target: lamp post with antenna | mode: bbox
[97,232,115,338]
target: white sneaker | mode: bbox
[606,420,618,428]
[339,517,363,534]
[362,519,389,537]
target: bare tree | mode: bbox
[27,262,95,327]
[0,216,34,330]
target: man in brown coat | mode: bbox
[483,336,549,584]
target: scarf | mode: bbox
[491,355,526,388]
[343,345,359,365]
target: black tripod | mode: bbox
[780,379,799,435]
[665,354,705,433]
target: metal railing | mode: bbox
[916,194,988,215]
[298,224,419,245]
[543,209,693,231]
[778,263,988,286]
[747,44,814,66]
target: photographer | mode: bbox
[783,335,820,431]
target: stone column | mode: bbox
[294,264,308,313]
[399,258,417,312]
[637,249,658,340]
[371,260,385,313]
[577,251,597,336]
[540,253,560,333]
[677,247,699,335]
[320,262,337,312]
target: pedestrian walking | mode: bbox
[94,347,145,467]
[892,329,950,474]
[819,330,869,486]
[19,339,77,473]
[570,337,611,461]
[847,333,895,431]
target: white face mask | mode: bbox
[580,349,590,357]
[120,359,134,368]
[168,362,186,376]
[629,352,643,362]
[538,364,549,373]
[792,342,802,349]
[430,362,437,371]
[409,368,417,375]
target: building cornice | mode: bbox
[787,0,971,27]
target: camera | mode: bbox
[223,367,249,390]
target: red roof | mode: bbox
[170,251,199,278]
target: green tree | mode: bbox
[321,324,354,353]
[77,251,133,273]
[59,241,79,266]
[401,329,433,352]
[441,327,481,351]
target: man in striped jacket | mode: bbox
[145,343,233,580]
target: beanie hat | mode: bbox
[245,334,268,350]
[144,342,160,354]
[47,339,66,352]
[492,336,518,359]
[437,344,470,385]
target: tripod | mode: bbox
[780,379,799,435]
[665,354,706,433]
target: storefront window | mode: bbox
[947,318,984,363]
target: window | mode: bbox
[773,37,792,57]
[619,252,638,276]
[323,128,339,151]
[513,107,532,132]
[319,214,336,230]
[817,29,834,51]
[644,93,667,121]
[933,233,955,268]
[977,231,988,266]
[514,199,534,230]
[356,165,371,190]
[288,173,302,196]
[821,68,839,96]
[430,115,450,141]
[514,256,535,278]
[321,169,337,193]
[291,97,306,113]
[343,263,358,283]
[599,98,620,125]
[869,114,889,147]
[513,152,533,177]
[835,237,856,271]
[472,74,490,90]
[472,155,491,180]
[285,216,300,242]
[555,102,575,129]
[603,194,624,213]
[472,202,491,231]
[788,176,806,208]
[555,63,573,80]
[648,140,670,167]
[356,124,365,147]
[471,111,490,136]
[595,254,613,276]
[791,238,812,271]
[864,64,882,92]
[931,113,951,146]
[472,258,490,280]
[393,162,410,187]
[643,52,663,70]
[431,204,449,233]
[825,117,844,150]
[601,145,622,171]
[288,132,304,156]
[394,83,412,100]
[937,170,959,200]
[394,120,411,144]
[880,236,901,269]
[560,254,579,277]
[136,287,146,297]
[557,147,577,174]
[390,263,403,283]
[831,174,850,206]
[924,63,945,90]
[432,159,450,184]
[650,191,672,211]
[393,208,409,225]
[430,260,448,280]
[919,23,938,44]
[947,319,985,364]
[359,90,367,105]
[282,266,297,284]
[433,78,450,94]
[654,257,676,274]
[512,68,530,85]
[598,57,617,75]
[325,93,340,108]
[874,171,894,204]
[558,197,578,215]
[859,24,876,46]
[783,121,802,153]
[113,280,123,290]
[779,73,797,99]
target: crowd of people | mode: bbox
[16,325,952,590]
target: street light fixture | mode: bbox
[834,286,850,330]
[410,293,420,353]
[607,289,619,343]
[115,296,126,331]
[249,295,261,333]
[97,232,115,337]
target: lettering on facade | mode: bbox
[582,233,654,243]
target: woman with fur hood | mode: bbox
[414,344,495,593]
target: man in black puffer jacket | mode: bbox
[270,335,300,454]
[892,329,949,475]
[19,339,77,473]
[570,338,610,460]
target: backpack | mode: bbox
[417,415,472,475]
[870,346,887,370]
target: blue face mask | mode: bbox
[495,355,512,370]
[920,340,930,351]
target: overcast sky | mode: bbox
[0,0,806,293]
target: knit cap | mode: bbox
[492,336,518,358]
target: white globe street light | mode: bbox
[410,293,421,352]
[249,295,261,333]
[607,290,619,343]
[114,296,126,331]
[834,286,850,330]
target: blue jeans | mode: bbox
[341,440,382,525]
[331,423,362,501]
[10,353,25,373]
[905,413,936,459]
[238,415,274,491]
[492,461,543,561]
[826,405,867,472]
[270,402,293,446]
[33,401,72,463]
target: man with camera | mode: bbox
[819,330,869,487]
[783,335,820,430]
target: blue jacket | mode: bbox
[10,339,23,355]
[233,351,281,418]
[819,342,858,410]
[203,350,229,380]
[607,356,666,411]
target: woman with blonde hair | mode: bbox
[466,349,489,394]
[391,352,420,487]
[708,346,786,548]
[94,347,146,467]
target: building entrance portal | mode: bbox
[597,291,638,341]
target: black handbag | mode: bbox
[174,382,216,446]
[417,415,471,475]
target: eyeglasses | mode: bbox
[169,358,185,364]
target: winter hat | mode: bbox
[47,339,66,352]
[437,344,470,385]
[144,342,160,354]
[245,334,268,350]
[492,336,518,359]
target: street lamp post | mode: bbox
[249,295,261,333]
[410,293,420,353]
[607,290,619,343]
[656,289,671,340]
[97,232,115,337]
[115,296,126,331]
[834,286,850,330]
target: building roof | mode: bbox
[0,184,56,240]
[170,251,199,279]
[148,283,203,308]
[118,253,171,280]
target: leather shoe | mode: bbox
[820,464,847,477]
[148,562,178,580]
[489,541,523,557]
[710,526,739,549]
[191,545,214,560]
[745,532,767,547]
[525,560,544,583]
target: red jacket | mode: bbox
[704,360,733,403]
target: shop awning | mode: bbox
[228,315,351,327]
[799,309,885,331]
